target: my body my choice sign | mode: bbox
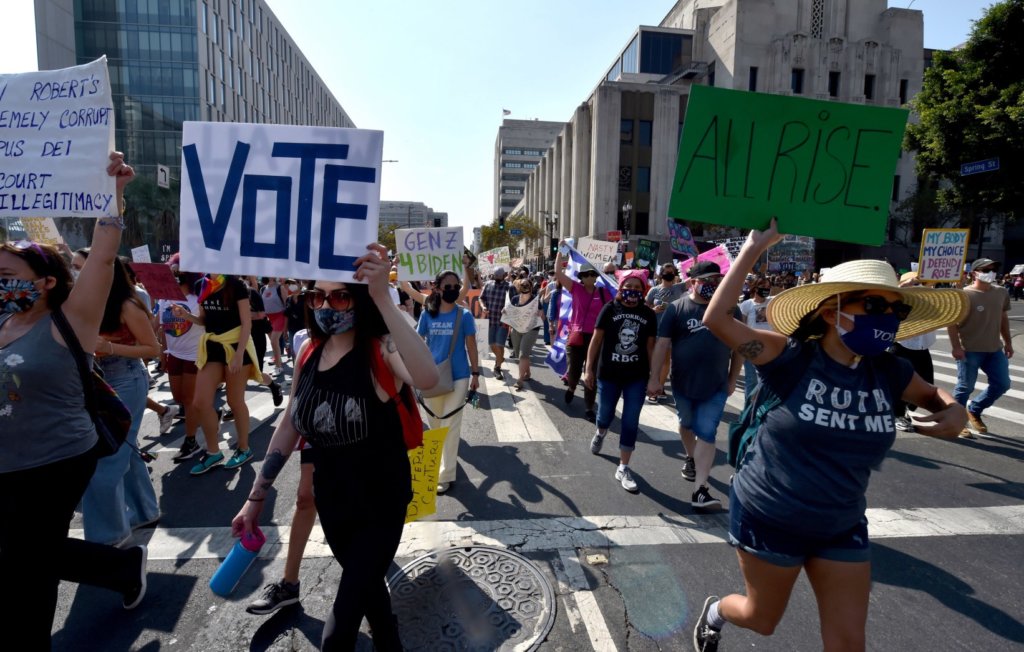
[669,85,909,246]
[179,122,382,282]
[918,228,970,283]
[395,226,464,281]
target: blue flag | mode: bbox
[545,246,617,376]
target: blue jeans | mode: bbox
[596,378,647,451]
[954,351,1011,415]
[743,360,760,403]
[82,357,159,545]
[672,389,729,443]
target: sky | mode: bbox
[0,0,1000,244]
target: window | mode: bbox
[708,61,715,87]
[212,13,219,43]
[791,68,805,94]
[503,188,523,195]
[638,121,653,147]
[620,119,633,144]
[503,162,523,169]
[637,166,651,193]
[864,74,876,100]
[899,79,909,105]
[828,71,841,97]
[201,2,208,33]
[207,72,215,105]
[523,162,538,169]
[522,149,542,156]
[748,66,758,92]
[891,175,901,202]
[811,0,824,39]
[503,148,522,156]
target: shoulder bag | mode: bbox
[420,308,462,398]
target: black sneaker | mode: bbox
[693,595,721,651]
[246,580,300,615]
[222,409,234,421]
[894,416,914,432]
[691,485,721,511]
[172,437,201,462]
[584,409,596,423]
[270,381,283,407]
[681,456,696,482]
[122,545,148,610]
[564,387,575,404]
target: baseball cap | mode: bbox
[578,262,598,275]
[493,266,507,277]
[972,258,998,272]
[687,260,722,279]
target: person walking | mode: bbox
[157,271,207,460]
[585,272,658,493]
[554,245,612,422]
[417,270,480,494]
[171,274,262,474]
[504,277,544,391]
[0,153,149,648]
[693,219,968,652]
[892,271,938,433]
[260,277,289,375]
[69,253,162,544]
[647,260,742,511]
[480,266,511,378]
[646,262,685,402]
[948,257,1014,438]
[243,277,285,410]
[737,275,774,403]
[233,243,439,651]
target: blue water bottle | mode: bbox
[209,527,266,597]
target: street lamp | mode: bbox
[546,211,559,263]
[621,200,633,255]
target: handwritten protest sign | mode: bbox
[669,85,908,246]
[714,237,745,260]
[179,122,382,283]
[0,58,116,218]
[677,245,732,277]
[917,228,969,283]
[477,246,510,278]
[131,245,151,263]
[394,226,463,281]
[405,427,448,523]
[667,220,698,257]
[767,235,815,273]
[500,297,542,333]
[20,217,63,245]
[635,239,660,273]
[577,237,618,267]
[132,262,184,301]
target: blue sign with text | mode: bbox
[960,158,1000,176]
[510,228,523,236]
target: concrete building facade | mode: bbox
[379,201,448,231]
[515,0,969,268]
[493,119,563,223]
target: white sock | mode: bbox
[617,463,628,472]
[707,600,726,631]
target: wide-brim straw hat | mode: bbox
[766,260,969,341]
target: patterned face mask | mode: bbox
[0,278,42,314]
[314,307,356,334]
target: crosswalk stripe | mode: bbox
[932,358,1024,388]
[494,368,564,442]
[477,363,563,443]
[76,504,1024,562]
[636,402,680,443]
[931,348,1024,374]
[143,386,283,454]
[931,370,1024,402]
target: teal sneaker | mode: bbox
[190,451,225,475]
[225,448,254,470]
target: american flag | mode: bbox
[545,244,617,376]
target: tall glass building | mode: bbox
[34,0,354,255]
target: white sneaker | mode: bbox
[615,466,639,493]
[158,404,178,434]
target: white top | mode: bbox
[899,330,937,351]
[739,297,774,331]
[158,295,204,361]
[261,284,287,314]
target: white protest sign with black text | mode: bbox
[577,237,618,267]
[179,122,382,282]
[917,228,969,283]
[0,57,116,218]
[395,227,463,281]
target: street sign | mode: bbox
[510,228,523,236]
[157,164,170,188]
[960,158,1000,176]
[607,230,622,242]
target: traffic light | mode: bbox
[549,237,558,256]
[433,218,441,227]
[498,216,506,231]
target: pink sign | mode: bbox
[676,245,732,277]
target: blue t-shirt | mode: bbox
[417,307,477,381]
[732,338,914,538]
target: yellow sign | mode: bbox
[20,217,63,245]
[405,427,448,523]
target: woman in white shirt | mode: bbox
[737,275,773,403]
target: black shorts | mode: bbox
[202,340,254,367]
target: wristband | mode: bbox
[246,497,265,502]
[98,215,126,230]
[471,371,480,376]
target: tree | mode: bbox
[377,222,398,254]
[905,0,1024,224]
[480,214,542,252]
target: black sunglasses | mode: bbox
[851,295,913,322]
[440,283,461,291]
[579,271,598,278]
[305,289,354,311]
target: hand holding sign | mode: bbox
[354,243,392,302]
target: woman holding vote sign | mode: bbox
[693,218,969,652]
[233,243,438,652]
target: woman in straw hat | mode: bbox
[692,219,969,652]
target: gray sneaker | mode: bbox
[693,595,721,651]
[681,456,696,482]
[590,431,606,455]
[247,580,300,615]
[615,466,639,493]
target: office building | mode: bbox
[494,119,563,223]
[379,201,448,231]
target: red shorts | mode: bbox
[165,354,198,375]
[268,312,286,332]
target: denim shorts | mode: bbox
[671,389,728,443]
[488,322,510,346]
[727,486,871,567]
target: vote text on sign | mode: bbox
[395,226,464,281]
[917,228,970,283]
[179,122,382,283]
[669,85,908,246]
[0,57,116,218]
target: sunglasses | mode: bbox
[850,295,913,321]
[578,271,598,279]
[305,288,354,311]
[440,283,461,291]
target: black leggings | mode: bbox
[567,334,596,410]
[893,344,934,414]
[315,475,407,650]
[0,448,142,649]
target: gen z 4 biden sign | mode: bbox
[669,86,908,246]
[179,123,383,282]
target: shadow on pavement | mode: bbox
[455,443,582,519]
[249,606,325,651]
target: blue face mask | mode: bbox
[620,289,643,304]
[313,308,355,334]
[836,311,899,357]
[0,278,42,314]
[698,283,716,301]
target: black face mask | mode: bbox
[661,273,676,281]
[756,288,771,298]
[441,288,460,303]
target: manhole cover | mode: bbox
[387,545,556,652]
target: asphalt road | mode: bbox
[52,300,1024,651]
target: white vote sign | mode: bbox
[178,122,383,283]
[577,237,618,267]
[0,57,116,218]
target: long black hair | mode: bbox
[76,248,147,333]
[425,270,460,318]
[304,282,390,354]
